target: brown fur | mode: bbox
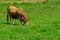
[17,8,28,24]
[7,5,28,25]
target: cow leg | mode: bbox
[12,19,15,24]
[21,22,24,25]
[7,14,9,24]
[10,18,15,24]
[18,18,23,25]
[7,14,14,24]
[10,17,12,23]
[19,20,22,25]
[23,21,28,25]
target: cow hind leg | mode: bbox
[10,18,15,24]
[7,15,9,24]
[7,15,14,24]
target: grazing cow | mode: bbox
[7,5,28,25]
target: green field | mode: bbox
[0,0,60,40]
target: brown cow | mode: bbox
[7,5,28,25]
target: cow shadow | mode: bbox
[1,22,19,25]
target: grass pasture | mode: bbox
[0,1,60,40]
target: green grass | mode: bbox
[0,1,60,40]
